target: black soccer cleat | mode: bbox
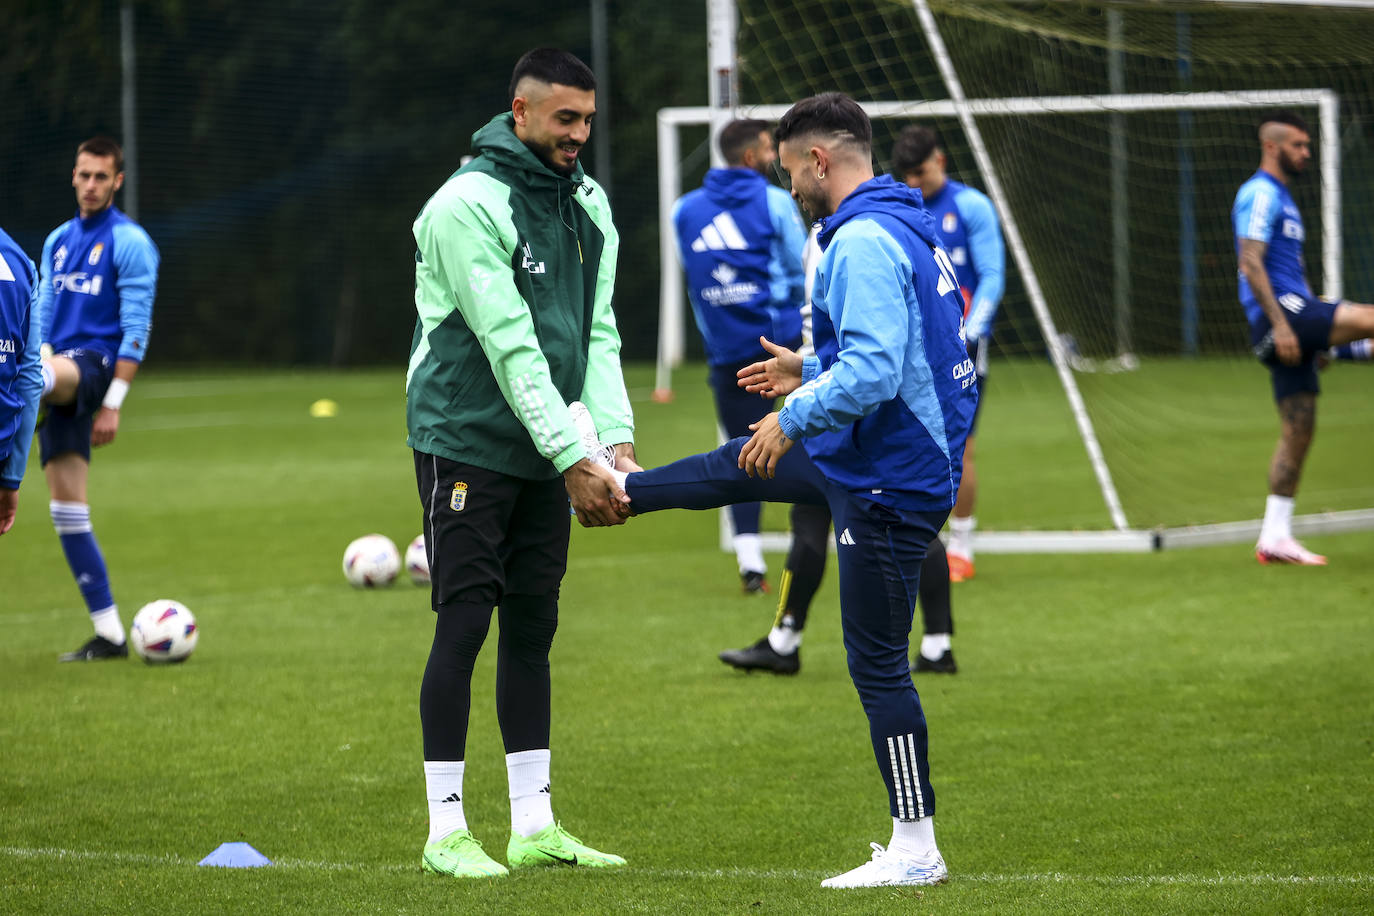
[719,636,799,675]
[740,571,770,595]
[913,649,958,675]
[59,635,129,662]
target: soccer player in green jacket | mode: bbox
[406,48,637,879]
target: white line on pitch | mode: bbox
[2,847,1371,886]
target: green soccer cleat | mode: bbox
[421,830,509,879]
[506,822,627,870]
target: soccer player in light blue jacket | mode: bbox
[608,94,976,888]
[1,227,41,535]
[34,137,159,661]
[893,125,1004,581]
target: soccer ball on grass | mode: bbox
[343,534,401,588]
[130,600,199,664]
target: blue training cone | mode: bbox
[198,842,272,868]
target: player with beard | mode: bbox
[596,92,975,887]
[407,47,636,879]
[1234,110,1374,565]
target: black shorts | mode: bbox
[414,450,570,610]
[39,348,115,465]
[1250,294,1337,401]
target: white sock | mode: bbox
[1259,494,1294,545]
[507,748,553,838]
[41,363,55,396]
[919,633,951,661]
[768,623,801,655]
[90,606,125,646]
[948,515,975,559]
[734,533,765,576]
[424,760,467,842]
[889,816,937,859]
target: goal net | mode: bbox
[658,0,1374,550]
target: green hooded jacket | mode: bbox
[406,112,633,479]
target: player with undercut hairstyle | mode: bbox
[408,47,635,880]
[1234,110,1374,565]
[599,91,975,888]
[35,136,159,662]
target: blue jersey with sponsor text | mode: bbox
[777,175,977,512]
[34,206,158,363]
[922,178,1005,340]
[1232,170,1309,326]
[1,227,41,489]
[673,168,806,366]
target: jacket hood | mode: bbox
[819,175,940,251]
[702,167,770,207]
[470,112,586,186]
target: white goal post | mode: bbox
[656,88,1346,551]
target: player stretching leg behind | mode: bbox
[1233,111,1374,565]
[34,137,159,661]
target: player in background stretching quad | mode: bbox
[718,226,962,676]
[673,119,807,594]
[34,137,159,661]
[1234,111,1374,565]
[1,226,42,537]
[892,126,1004,582]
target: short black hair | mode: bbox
[775,92,871,152]
[76,136,123,173]
[1257,109,1309,138]
[509,48,596,102]
[891,125,940,176]
[718,119,770,166]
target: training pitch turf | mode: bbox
[2,363,1370,914]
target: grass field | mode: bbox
[2,362,1371,914]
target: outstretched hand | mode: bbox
[737,336,804,399]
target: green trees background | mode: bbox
[1,0,706,364]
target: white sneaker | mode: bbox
[568,401,614,469]
[820,842,948,888]
[1255,536,1327,566]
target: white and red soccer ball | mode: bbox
[343,534,401,588]
[130,600,199,664]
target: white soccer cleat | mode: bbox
[1255,537,1328,566]
[568,401,615,469]
[820,842,948,888]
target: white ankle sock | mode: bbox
[919,633,950,660]
[889,816,937,859]
[90,606,125,646]
[424,760,467,842]
[1259,494,1294,544]
[735,534,765,576]
[507,749,553,838]
[948,516,975,558]
[768,624,801,655]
